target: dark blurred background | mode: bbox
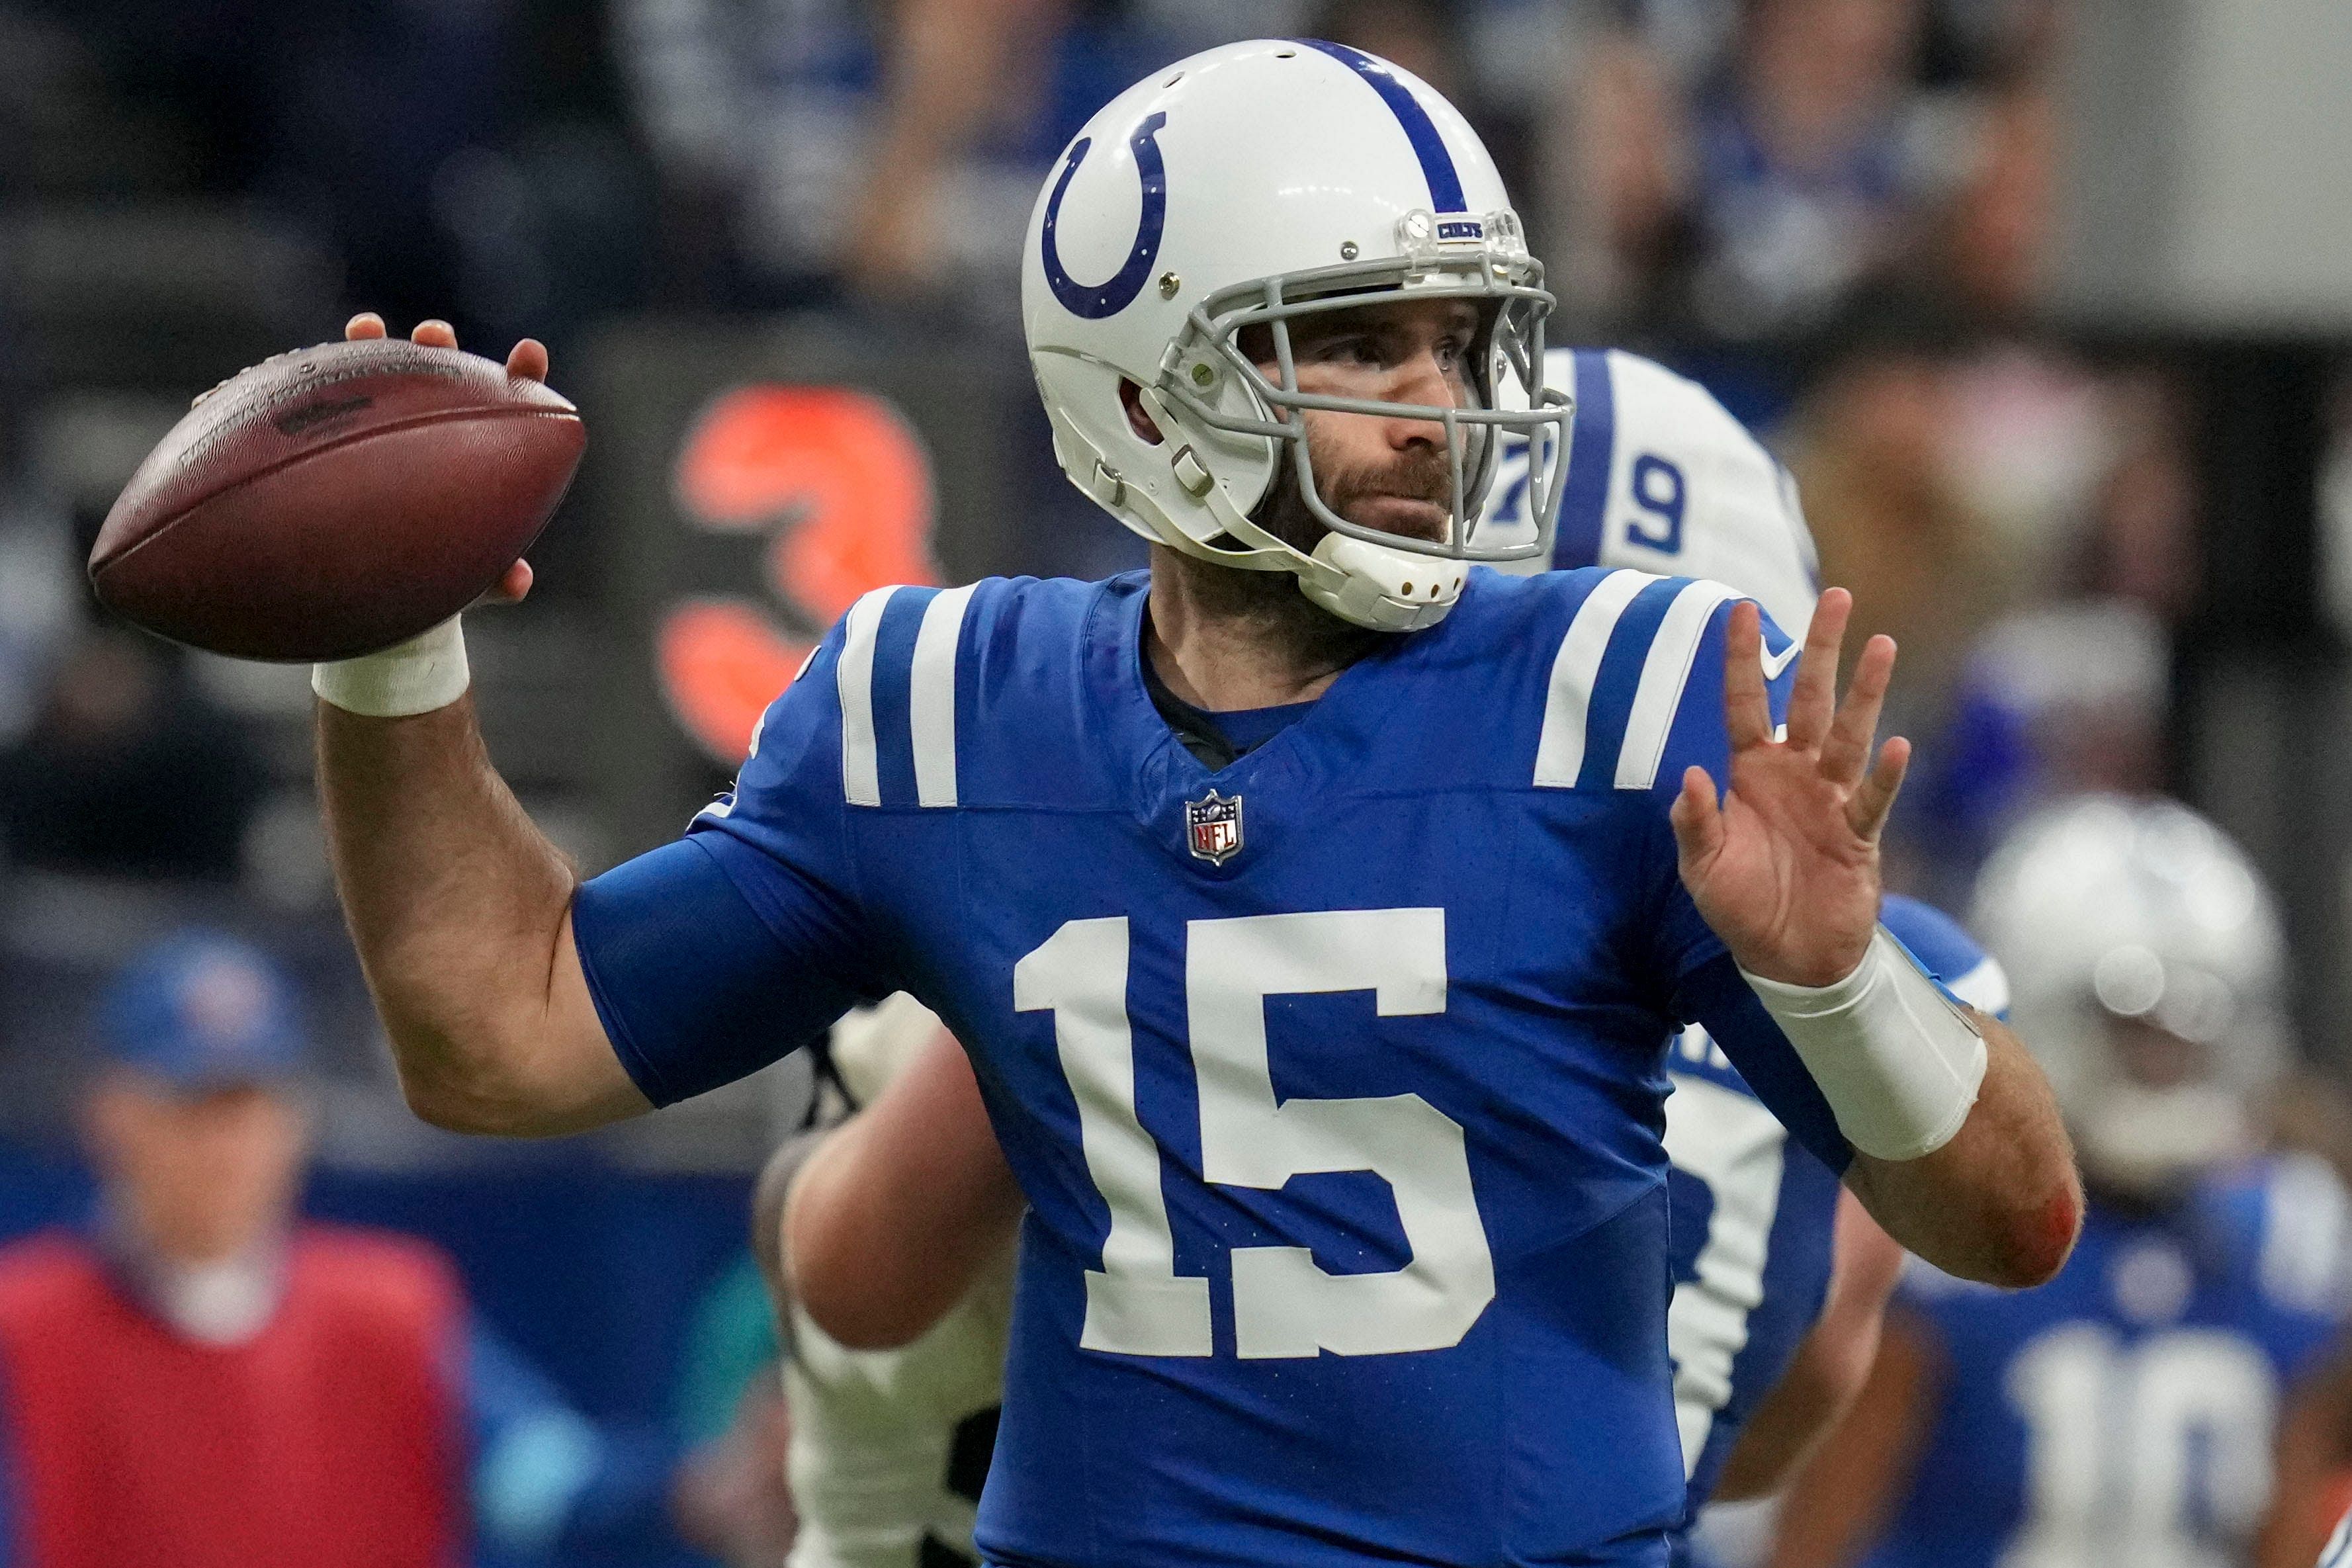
[3,1,2351,1561]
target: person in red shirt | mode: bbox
[0,932,674,1568]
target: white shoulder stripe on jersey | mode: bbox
[909,583,977,808]
[1534,568,1655,789]
[1616,581,1739,791]
[837,586,900,807]
[2322,1506,2352,1568]
[2260,1152,2352,1316]
[1944,956,2010,1018]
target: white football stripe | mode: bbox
[836,586,899,807]
[1534,569,1655,789]
[1761,634,1802,679]
[910,583,977,808]
[1616,581,1739,791]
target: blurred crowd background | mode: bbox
[1,0,2350,1563]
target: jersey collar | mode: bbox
[1083,570,1438,869]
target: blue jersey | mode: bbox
[1665,896,2005,1540]
[572,565,1846,1567]
[1869,1156,2352,1568]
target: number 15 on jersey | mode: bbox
[1016,909,1497,1360]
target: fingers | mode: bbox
[1721,601,1774,750]
[474,559,535,608]
[1783,588,1850,752]
[1669,765,1725,874]
[347,313,550,382]
[1819,633,1897,785]
[505,337,550,383]
[1847,736,1910,842]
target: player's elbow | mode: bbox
[1889,1025,2084,1289]
[783,1158,966,1351]
[389,1026,593,1139]
[1978,1122,2085,1291]
[1968,1233,2069,1293]
[1939,1167,2081,1290]
[1848,1135,2083,1290]
[788,1227,942,1350]
[801,1288,935,1352]
[1989,1177,2082,1289]
[785,1214,948,1351]
[397,1063,552,1137]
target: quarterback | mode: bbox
[311,41,2075,1567]
[773,345,2017,1565]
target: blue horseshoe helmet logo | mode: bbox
[1040,110,1169,319]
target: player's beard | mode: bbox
[1162,423,1461,664]
[1256,429,1458,556]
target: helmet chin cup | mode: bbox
[1301,532,1467,632]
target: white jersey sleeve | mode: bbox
[828,992,953,1110]
[1485,347,1820,637]
[784,992,1012,1568]
[784,1250,1013,1568]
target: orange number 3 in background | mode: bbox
[660,386,940,763]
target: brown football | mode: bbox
[89,337,586,662]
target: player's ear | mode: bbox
[1119,379,1164,445]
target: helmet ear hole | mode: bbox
[1119,378,1166,445]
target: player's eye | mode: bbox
[1301,333,1377,367]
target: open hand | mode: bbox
[1668,589,1907,988]
[345,312,541,607]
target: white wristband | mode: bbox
[312,617,470,718]
[1740,927,1987,1162]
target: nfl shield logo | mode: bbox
[1186,790,1244,865]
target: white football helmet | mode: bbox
[1482,345,1821,637]
[1971,795,2290,1194]
[1022,39,1571,632]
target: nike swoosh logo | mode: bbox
[1761,636,1802,679]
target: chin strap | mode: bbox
[1301,534,1466,632]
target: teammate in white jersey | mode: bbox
[1493,347,1986,1548]
[1482,347,1817,637]
[756,996,1014,1568]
